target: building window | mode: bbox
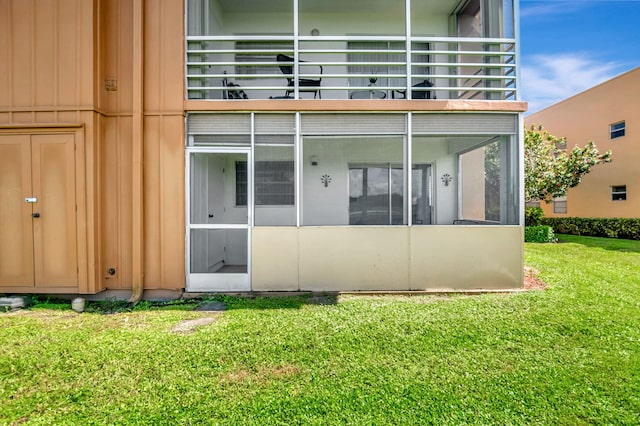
[610,121,626,139]
[346,41,430,97]
[553,196,567,214]
[348,164,403,225]
[611,185,627,201]
[235,161,295,206]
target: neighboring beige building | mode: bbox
[526,67,640,218]
[1,0,526,299]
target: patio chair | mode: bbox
[276,54,322,99]
[392,79,435,100]
[222,72,248,100]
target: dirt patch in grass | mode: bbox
[171,315,221,334]
[220,364,302,384]
[524,266,547,290]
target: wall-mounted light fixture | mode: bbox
[441,173,453,186]
[321,174,332,187]
[310,155,318,166]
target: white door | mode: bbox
[187,149,251,291]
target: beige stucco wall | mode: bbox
[251,227,300,291]
[526,67,640,218]
[252,226,523,291]
[409,226,523,290]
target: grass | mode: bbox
[1,235,639,425]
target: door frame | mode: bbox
[185,147,253,292]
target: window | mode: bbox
[235,161,295,206]
[349,164,403,225]
[611,185,627,201]
[553,196,567,214]
[610,121,626,139]
[347,41,406,94]
[235,161,248,206]
[346,41,429,96]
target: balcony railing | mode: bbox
[186,35,518,101]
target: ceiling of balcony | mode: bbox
[216,0,458,15]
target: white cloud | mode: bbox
[521,53,621,114]
[520,2,587,18]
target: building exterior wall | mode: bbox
[0,0,185,294]
[525,68,640,218]
[1,0,525,296]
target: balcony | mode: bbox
[186,0,518,102]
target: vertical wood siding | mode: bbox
[1,0,186,293]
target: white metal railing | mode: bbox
[186,35,517,101]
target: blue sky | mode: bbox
[520,0,640,113]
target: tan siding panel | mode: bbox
[118,0,134,112]
[100,0,120,113]
[34,0,56,107]
[0,1,10,106]
[142,115,185,289]
[160,0,185,111]
[143,0,161,111]
[56,0,79,106]
[34,112,56,123]
[144,0,184,112]
[11,112,34,124]
[118,117,133,287]
[100,117,122,288]
[78,0,96,106]
[79,113,99,294]
[159,115,185,288]
[143,116,161,286]
[11,0,34,107]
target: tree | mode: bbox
[525,125,612,203]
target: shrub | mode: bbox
[525,226,557,243]
[525,206,544,226]
[542,217,640,240]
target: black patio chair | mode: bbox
[392,79,435,100]
[276,54,322,99]
[222,72,248,100]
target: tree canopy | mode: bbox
[525,125,612,203]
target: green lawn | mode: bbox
[1,235,639,425]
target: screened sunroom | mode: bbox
[185,112,523,292]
